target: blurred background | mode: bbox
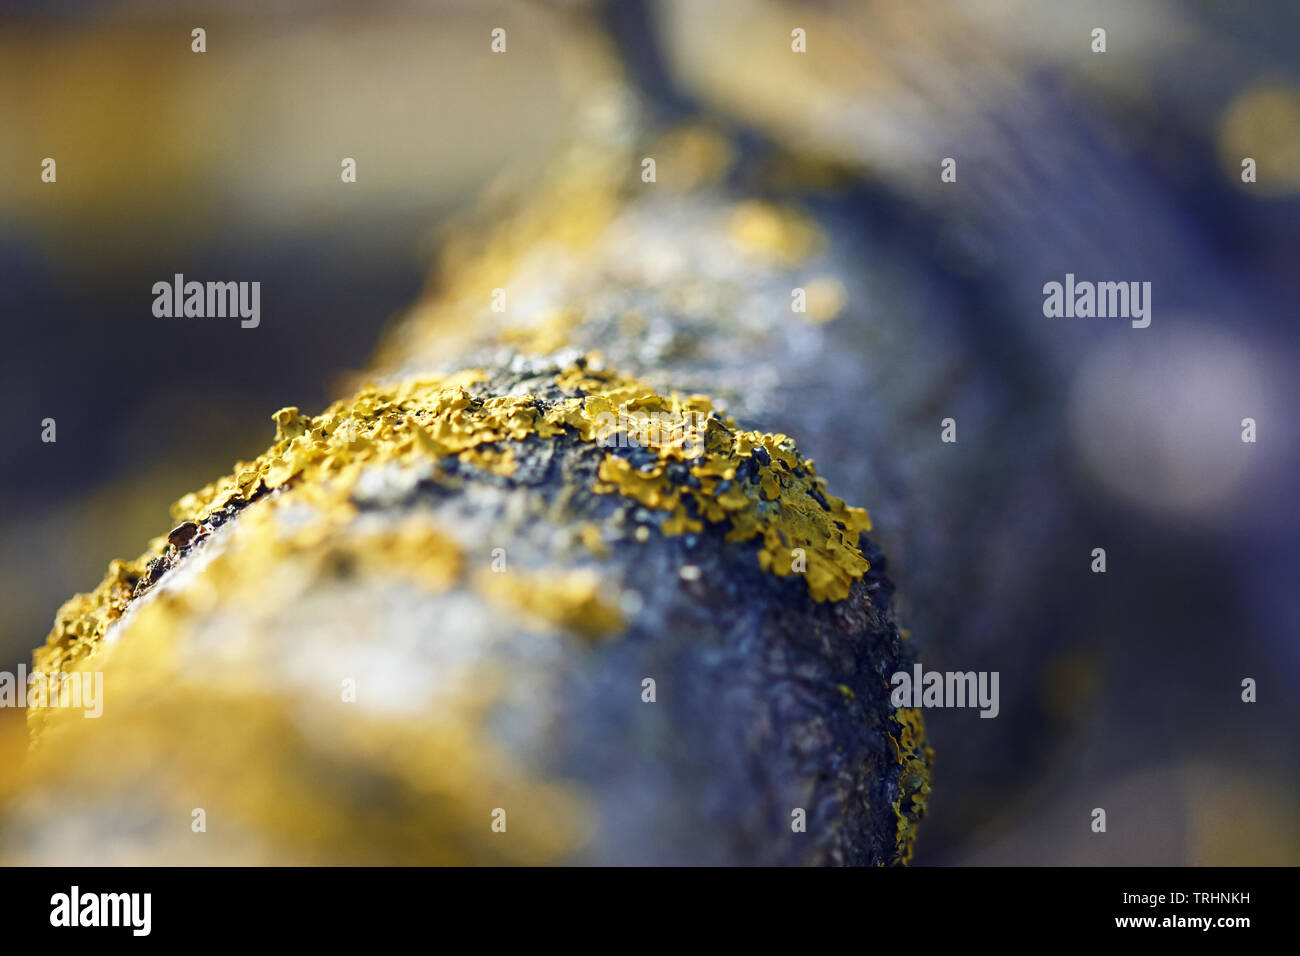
[1,0,1297,864]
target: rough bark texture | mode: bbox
[1,97,945,865]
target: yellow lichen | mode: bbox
[728,199,822,266]
[479,568,624,642]
[497,309,581,358]
[22,465,588,863]
[34,359,876,725]
[887,707,934,865]
[458,444,517,476]
[22,601,586,864]
[575,366,872,601]
[799,275,848,324]
[575,522,610,557]
[647,124,734,192]
[350,523,465,593]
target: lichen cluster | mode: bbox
[889,707,935,865]
[35,358,874,695]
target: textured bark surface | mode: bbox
[1,98,947,865]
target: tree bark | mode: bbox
[2,103,950,866]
